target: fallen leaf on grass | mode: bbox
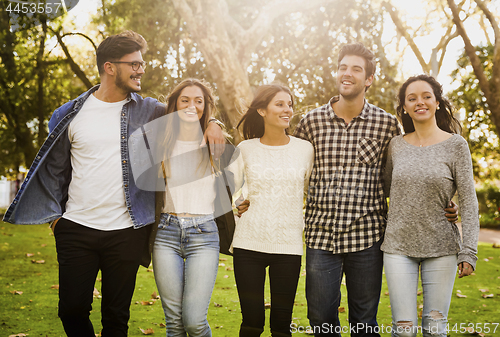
[140,300,155,306]
[31,260,45,264]
[225,266,233,271]
[264,302,271,309]
[147,269,153,273]
[338,307,345,313]
[456,292,467,298]
[10,290,23,295]
[9,333,28,337]
[482,294,494,298]
[139,328,154,335]
[479,289,489,293]
[151,291,159,299]
[51,285,59,289]
[417,290,422,296]
[159,323,166,328]
[41,244,47,247]
[223,275,229,279]
[26,253,34,257]
[93,288,101,298]
[219,258,227,261]
[213,302,223,307]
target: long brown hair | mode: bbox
[237,84,294,140]
[160,78,218,177]
[396,74,461,134]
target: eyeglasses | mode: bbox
[109,61,147,71]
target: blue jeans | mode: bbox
[305,240,383,337]
[383,253,457,337]
[153,214,220,337]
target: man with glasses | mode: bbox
[3,31,224,336]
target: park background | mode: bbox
[1,0,500,335]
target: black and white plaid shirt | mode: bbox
[294,96,400,253]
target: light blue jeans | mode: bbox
[383,253,457,337]
[153,213,220,337]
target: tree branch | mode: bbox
[447,0,491,99]
[61,32,98,52]
[50,27,93,89]
[381,1,430,73]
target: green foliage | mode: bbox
[476,183,500,228]
[0,3,88,178]
[449,45,500,182]
[96,0,400,129]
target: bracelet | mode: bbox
[208,118,226,130]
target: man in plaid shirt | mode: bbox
[293,43,457,336]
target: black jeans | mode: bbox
[233,248,302,337]
[54,218,149,337]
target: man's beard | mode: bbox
[115,67,140,93]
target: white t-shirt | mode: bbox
[63,94,134,230]
[162,140,216,215]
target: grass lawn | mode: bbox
[1,221,499,336]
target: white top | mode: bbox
[64,94,133,230]
[162,140,216,215]
[227,136,314,255]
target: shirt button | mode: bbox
[123,160,127,163]
[124,184,128,187]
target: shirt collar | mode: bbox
[327,95,371,121]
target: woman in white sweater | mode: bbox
[227,84,314,336]
[152,78,222,337]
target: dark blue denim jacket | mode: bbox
[2,85,163,229]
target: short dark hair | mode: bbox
[338,43,376,79]
[237,84,294,140]
[396,74,462,134]
[96,30,147,74]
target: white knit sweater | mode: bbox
[227,136,314,255]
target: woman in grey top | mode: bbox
[382,74,479,337]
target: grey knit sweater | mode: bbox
[381,134,479,269]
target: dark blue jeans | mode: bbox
[305,240,383,337]
[54,218,149,337]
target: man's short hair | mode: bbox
[96,30,147,75]
[337,43,376,78]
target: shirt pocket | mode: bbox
[356,138,380,166]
